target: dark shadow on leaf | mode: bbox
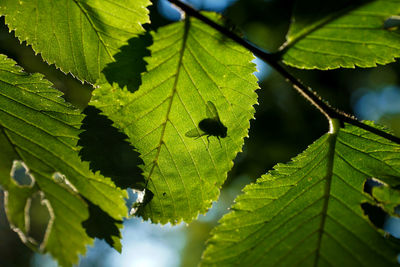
[102,33,153,93]
[81,198,123,250]
[78,106,144,189]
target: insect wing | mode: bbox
[206,101,220,120]
[185,127,203,138]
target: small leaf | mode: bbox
[92,13,259,224]
[280,0,400,69]
[202,120,400,266]
[0,0,151,83]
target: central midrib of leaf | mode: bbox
[146,18,191,187]
[314,120,339,266]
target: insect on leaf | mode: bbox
[92,12,259,224]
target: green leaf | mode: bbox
[202,120,400,266]
[0,0,151,83]
[91,13,259,224]
[0,55,127,266]
[372,185,400,216]
[280,0,400,69]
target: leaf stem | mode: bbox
[168,0,400,144]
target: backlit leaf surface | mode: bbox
[202,120,400,266]
[0,55,126,266]
[281,0,400,69]
[92,14,259,224]
[0,0,151,83]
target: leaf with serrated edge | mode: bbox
[280,0,400,70]
[0,0,151,83]
[0,55,127,267]
[202,120,400,267]
[91,13,259,224]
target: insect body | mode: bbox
[186,101,227,147]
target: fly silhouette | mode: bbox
[185,101,227,147]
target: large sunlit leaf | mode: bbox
[0,0,151,83]
[202,120,400,266]
[0,55,127,266]
[280,0,400,69]
[91,13,259,224]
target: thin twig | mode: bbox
[168,0,400,144]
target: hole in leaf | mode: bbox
[27,192,52,248]
[383,216,400,239]
[361,202,387,229]
[365,180,400,239]
[363,177,384,195]
[3,191,31,245]
[52,172,77,192]
[10,161,34,187]
[130,188,153,216]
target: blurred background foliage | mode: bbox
[1,0,400,266]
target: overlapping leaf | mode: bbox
[280,0,400,69]
[92,14,259,224]
[0,55,127,266]
[0,0,151,83]
[202,120,400,266]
